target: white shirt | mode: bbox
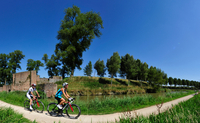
[27,87,37,95]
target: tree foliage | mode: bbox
[26,59,44,74]
[94,59,106,77]
[120,54,136,86]
[84,61,92,76]
[106,52,121,86]
[55,5,103,77]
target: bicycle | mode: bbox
[47,98,81,119]
[24,96,44,113]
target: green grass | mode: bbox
[0,107,37,123]
[75,91,194,115]
[118,93,200,123]
[0,90,194,115]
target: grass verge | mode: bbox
[0,107,37,123]
[0,90,194,115]
[118,93,200,123]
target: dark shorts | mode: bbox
[55,96,62,104]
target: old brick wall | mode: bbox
[49,76,63,83]
[3,85,11,92]
[38,78,49,84]
[43,83,57,97]
[0,87,3,92]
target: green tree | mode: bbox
[162,71,168,86]
[26,59,44,74]
[106,52,121,86]
[173,78,178,87]
[56,5,104,77]
[186,80,190,87]
[178,78,182,87]
[182,79,186,87]
[135,59,142,80]
[140,62,148,81]
[147,66,157,86]
[168,77,173,87]
[94,59,106,77]
[154,68,164,86]
[42,54,62,78]
[84,61,92,76]
[9,50,25,74]
[120,53,136,86]
[0,54,12,85]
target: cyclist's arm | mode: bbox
[61,88,70,99]
[30,91,35,97]
[35,91,40,97]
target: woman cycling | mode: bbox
[55,82,71,109]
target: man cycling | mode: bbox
[26,84,40,110]
[55,82,71,109]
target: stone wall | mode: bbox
[39,83,57,97]
[0,71,58,97]
[49,76,62,83]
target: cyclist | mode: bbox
[55,82,71,109]
[26,84,40,110]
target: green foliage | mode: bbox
[9,50,25,73]
[0,50,25,84]
[0,107,35,123]
[84,61,93,76]
[56,5,104,77]
[106,52,121,78]
[107,52,121,86]
[168,77,173,86]
[26,59,44,74]
[94,59,106,77]
[118,93,200,123]
[120,54,136,86]
[42,54,64,78]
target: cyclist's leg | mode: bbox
[59,98,66,106]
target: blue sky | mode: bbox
[1,0,200,81]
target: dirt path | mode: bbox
[0,94,195,123]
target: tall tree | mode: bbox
[56,5,104,77]
[84,61,92,76]
[182,79,186,87]
[26,59,44,74]
[94,59,106,77]
[154,68,164,86]
[42,54,61,78]
[178,78,181,87]
[147,66,157,86]
[135,59,142,80]
[0,54,11,85]
[173,78,178,87]
[186,80,190,87]
[140,62,148,81]
[120,53,136,86]
[106,52,121,86]
[9,50,25,74]
[168,77,173,87]
[162,71,168,86]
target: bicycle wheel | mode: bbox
[33,101,44,113]
[24,100,30,110]
[47,103,59,117]
[66,104,81,119]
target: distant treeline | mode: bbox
[84,52,200,88]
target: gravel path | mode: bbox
[0,94,195,123]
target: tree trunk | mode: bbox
[70,69,74,77]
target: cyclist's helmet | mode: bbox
[32,84,36,87]
[62,82,68,87]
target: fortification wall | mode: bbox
[44,83,57,97]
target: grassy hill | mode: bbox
[55,76,152,96]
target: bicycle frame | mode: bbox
[60,100,74,112]
[33,97,40,107]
